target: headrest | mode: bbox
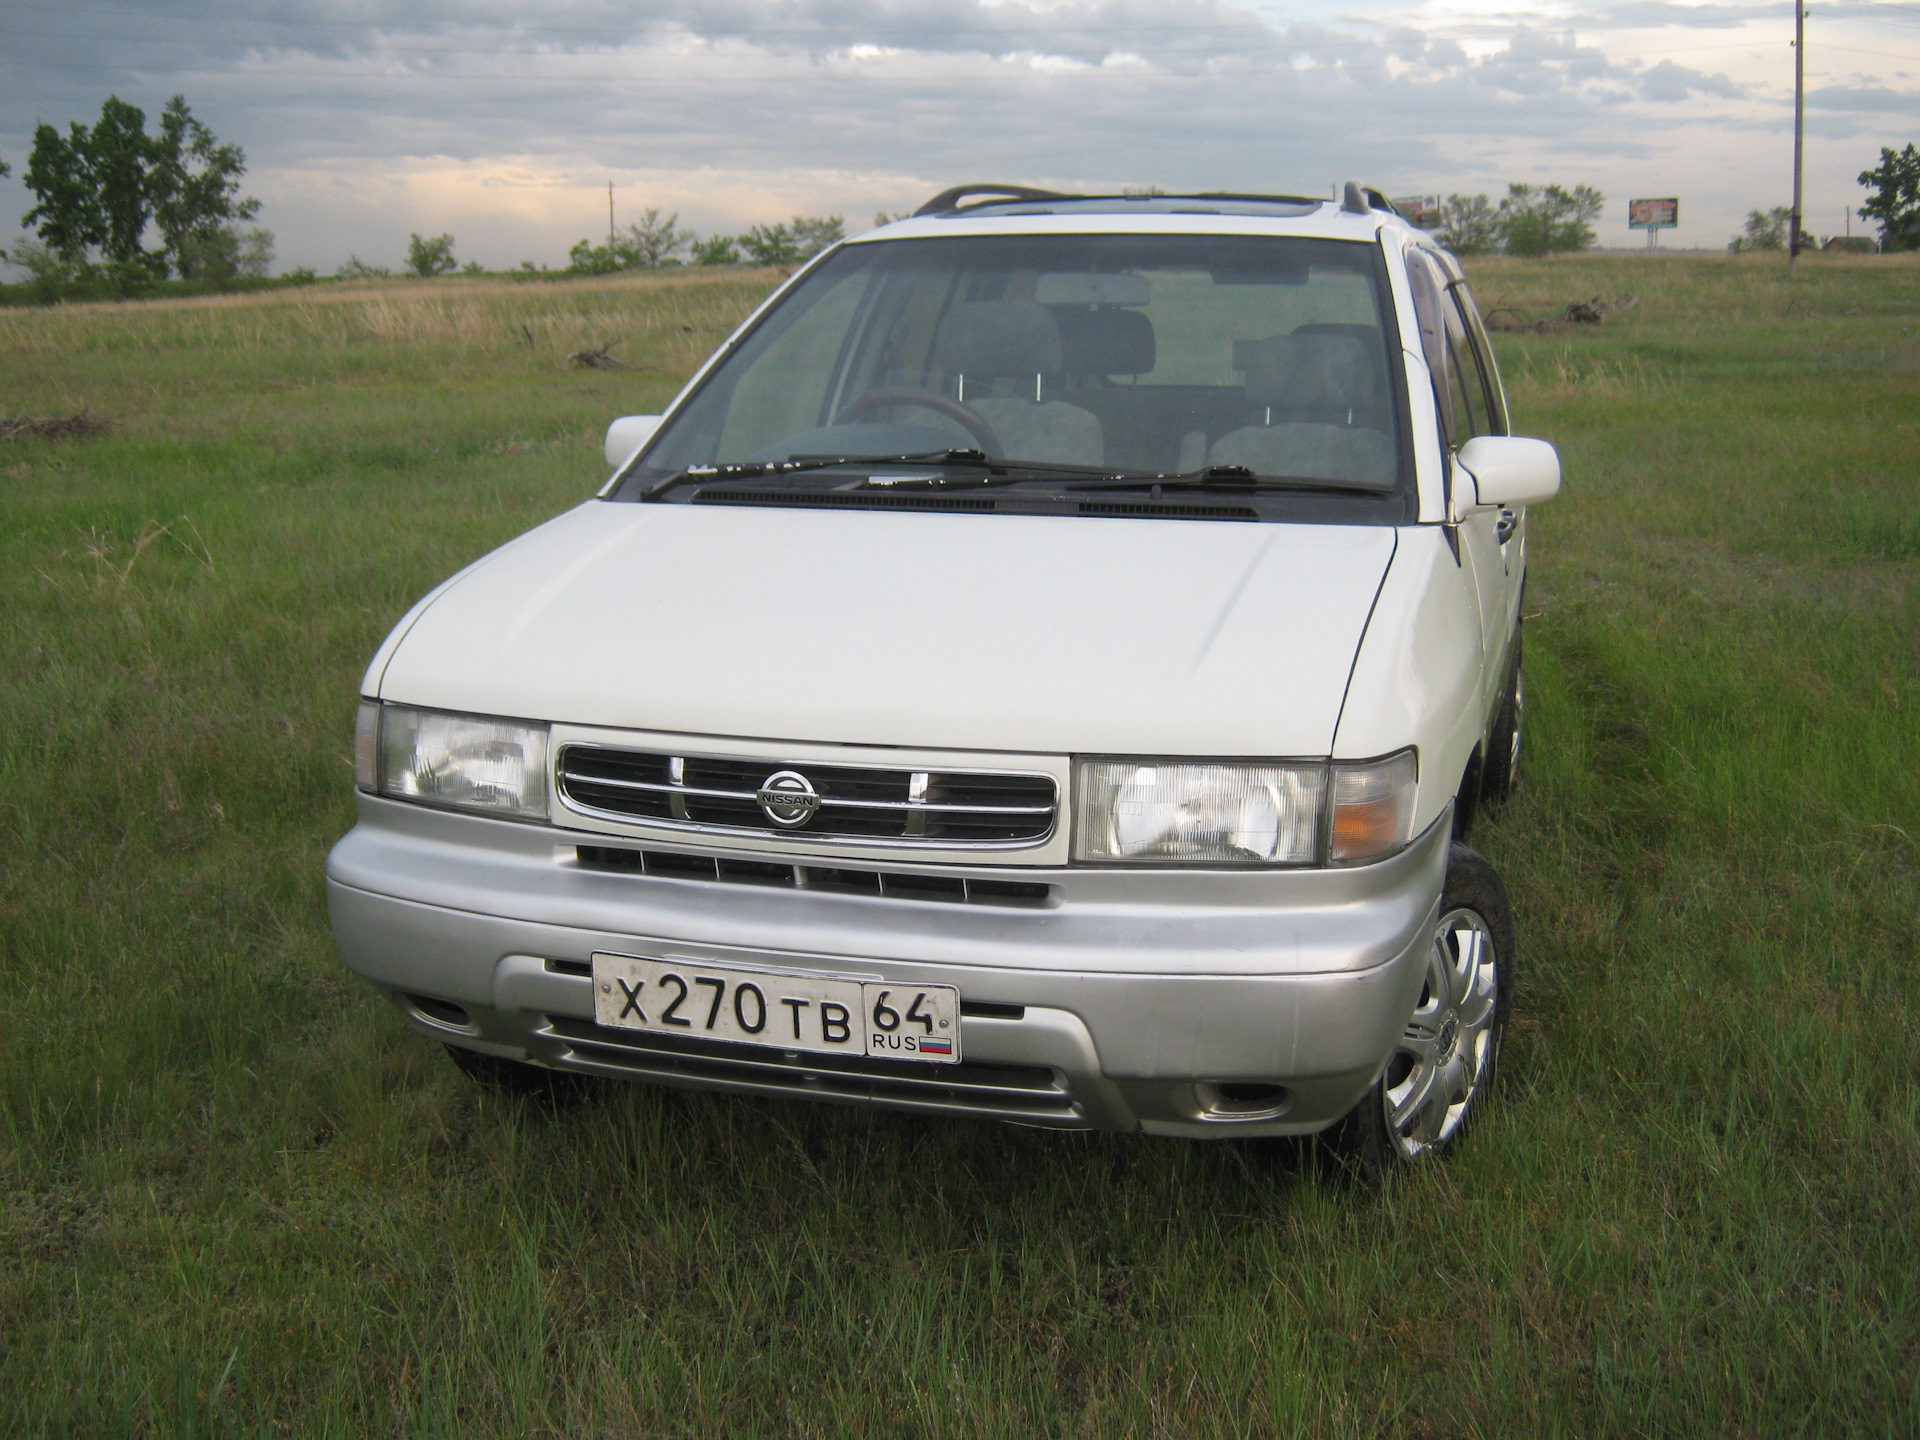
[1241,331,1379,409]
[934,301,1063,377]
[1054,307,1156,377]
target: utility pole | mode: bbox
[1790,0,1805,273]
[608,182,616,245]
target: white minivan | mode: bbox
[327,183,1559,1170]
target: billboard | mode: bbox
[1629,198,1679,230]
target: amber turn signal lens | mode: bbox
[1328,750,1418,863]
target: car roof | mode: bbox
[851,185,1427,246]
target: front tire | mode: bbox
[1323,843,1515,1173]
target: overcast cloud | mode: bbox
[1,0,1914,271]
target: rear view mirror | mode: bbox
[1034,273,1150,307]
[1456,435,1560,508]
[605,414,662,469]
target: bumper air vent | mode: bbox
[572,846,1053,907]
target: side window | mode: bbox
[1441,286,1495,440]
[1445,332,1488,439]
[1403,249,1461,446]
[1450,281,1510,434]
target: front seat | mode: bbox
[933,301,1104,466]
[1209,331,1397,485]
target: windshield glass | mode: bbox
[621,233,1408,494]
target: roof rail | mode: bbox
[913,184,1076,217]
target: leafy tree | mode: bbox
[738,222,800,266]
[738,216,844,266]
[1728,206,1791,253]
[151,96,260,278]
[566,212,691,275]
[690,234,740,266]
[1436,194,1502,255]
[1858,143,1920,252]
[85,97,158,273]
[23,121,102,266]
[407,232,457,277]
[790,214,845,258]
[625,208,688,267]
[1498,183,1603,256]
[20,93,257,281]
[338,255,392,279]
[0,155,9,179]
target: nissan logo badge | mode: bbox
[756,770,821,827]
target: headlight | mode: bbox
[1072,751,1416,865]
[362,703,550,822]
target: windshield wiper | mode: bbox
[853,458,1160,490]
[1061,465,1381,495]
[640,449,989,500]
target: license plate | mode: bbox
[589,952,962,1063]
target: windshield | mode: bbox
[616,232,1410,504]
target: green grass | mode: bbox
[2,253,1917,1437]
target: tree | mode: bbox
[1858,143,1920,252]
[150,95,260,278]
[0,154,9,179]
[1498,183,1603,256]
[625,208,688,267]
[738,222,800,266]
[790,214,844,258]
[20,93,257,281]
[23,121,103,267]
[1728,206,1791,253]
[738,216,844,267]
[407,232,457,277]
[690,234,739,266]
[1436,194,1502,256]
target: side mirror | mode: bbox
[605,414,662,469]
[1456,435,1560,508]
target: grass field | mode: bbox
[2,252,1917,1437]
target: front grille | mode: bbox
[573,845,1053,906]
[558,746,1057,846]
[545,1015,1074,1119]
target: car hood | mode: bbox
[375,500,1397,757]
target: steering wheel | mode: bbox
[844,387,1001,455]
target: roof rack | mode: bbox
[910,183,1401,220]
[913,184,1076,217]
[1340,183,1402,217]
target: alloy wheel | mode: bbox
[1380,906,1501,1159]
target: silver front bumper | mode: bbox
[325,797,1449,1138]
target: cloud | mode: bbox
[0,0,1899,268]
[1639,58,1743,101]
[1806,84,1920,114]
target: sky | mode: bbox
[1,0,1916,274]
